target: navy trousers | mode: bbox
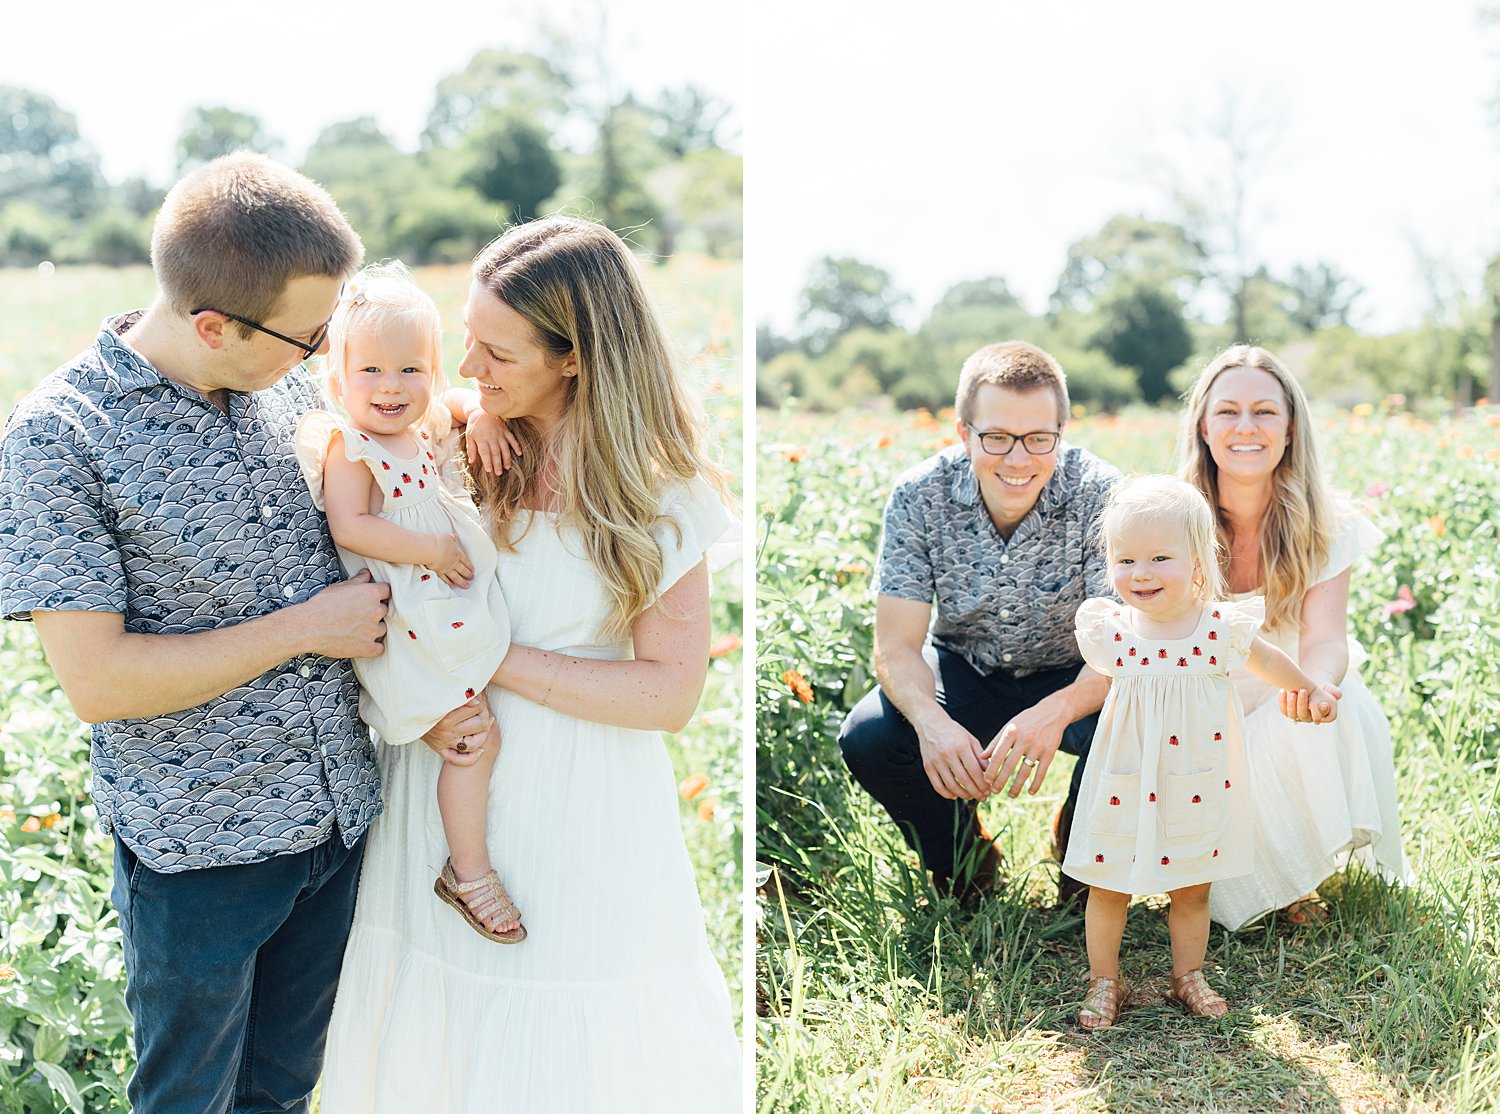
[838,646,1098,881]
[110,828,366,1114]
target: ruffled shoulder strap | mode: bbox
[653,475,739,599]
[1216,597,1267,670]
[1314,507,1385,585]
[293,410,377,511]
[1073,597,1126,675]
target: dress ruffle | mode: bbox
[652,475,737,599]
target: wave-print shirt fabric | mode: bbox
[874,443,1119,677]
[0,313,379,872]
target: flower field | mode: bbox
[756,402,1500,1112]
[0,258,744,1113]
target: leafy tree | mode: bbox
[423,49,572,150]
[458,111,561,222]
[674,148,741,257]
[0,201,67,264]
[175,106,281,174]
[1092,285,1194,404]
[70,207,150,266]
[550,98,665,249]
[795,256,910,355]
[934,275,1022,313]
[387,183,505,265]
[921,275,1036,368]
[301,121,424,260]
[1051,214,1204,315]
[650,85,733,156]
[114,176,166,219]
[0,85,105,220]
[1281,262,1363,332]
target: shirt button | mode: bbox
[1003,652,1013,663]
[1000,609,1011,619]
[299,666,311,678]
[1000,554,1009,564]
[263,503,274,517]
[283,585,295,599]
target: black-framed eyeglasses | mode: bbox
[965,423,1060,456]
[190,307,332,357]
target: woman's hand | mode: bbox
[426,533,474,590]
[421,694,495,766]
[1278,681,1343,724]
[465,410,520,475]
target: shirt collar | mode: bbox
[96,312,170,396]
[948,442,1078,515]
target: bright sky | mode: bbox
[3,0,742,184]
[747,0,1500,335]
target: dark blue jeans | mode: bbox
[838,646,1098,881]
[110,829,366,1114]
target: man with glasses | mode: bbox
[839,341,1120,906]
[0,152,390,1113]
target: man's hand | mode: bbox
[426,533,474,590]
[916,712,991,800]
[982,697,1071,798]
[298,570,390,659]
[422,693,494,766]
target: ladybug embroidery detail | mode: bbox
[1209,631,1218,640]
[1224,779,1232,789]
[1158,649,1167,659]
[1213,849,1219,857]
[1192,646,1202,656]
[427,451,434,461]
[401,473,412,483]
[358,433,370,441]
[1177,657,1188,667]
[1169,734,1180,746]
[1114,632,1122,642]
[465,688,475,698]
[407,631,417,640]
[1095,854,1104,863]
[422,465,428,474]
[392,488,402,498]
[418,480,425,489]
[1109,796,1121,805]
[1128,647,1135,656]
[1141,658,1150,667]
[421,574,431,581]
[421,431,430,440]
[1160,856,1170,865]
[1213,731,1222,741]
[452,622,465,629]
[1116,657,1123,667]
[1209,655,1217,665]
[381,461,390,470]
[1191,794,1202,803]
[1212,609,1221,618]
[1149,792,1157,802]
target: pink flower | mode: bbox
[1383,585,1416,616]
[1365,482,1390,498]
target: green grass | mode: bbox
[0,256,743,1113]
[757,404,1500,1112]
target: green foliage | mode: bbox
[757,405,1500,1111]
[173,106,281,175]
[796,257,911,356]
[66,210,149,268]
[1091,285,1193,404]
[0,87,104,222]
[0,203,67,267]
[1051,214,1205,316]
[457,112,561,223]
[422,49,572,150]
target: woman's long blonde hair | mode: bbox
[467,217,730,642]
[1177,345,1333,631]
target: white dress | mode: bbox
[295,411,510,746]
[1062,598,1260,895]
[1208,512,1413,930]
[320,476,741,1113]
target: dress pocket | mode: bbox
[1161,770,1224,838]
[414,594,500,673]
[1089,772,1140,836]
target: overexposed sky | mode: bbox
[748,0,1500,335]
[4,0,743,184]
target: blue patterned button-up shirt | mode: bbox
[0,314,380,872]
[875,443,1120,677]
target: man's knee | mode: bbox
[837,691,901,780]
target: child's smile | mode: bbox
[1109,518,1200,629]
[336,318,437,444]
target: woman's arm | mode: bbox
[1246,637,1339,723]
[491,560,712,733]
[323,433,474,588]
[1294,569,1352,688]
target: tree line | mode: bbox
[0,48,741,270]
[758,213,1500,412]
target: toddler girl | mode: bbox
[1063,474,1339,1027]
[295,262,525,944]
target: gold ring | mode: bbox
[1021,756,1039,767]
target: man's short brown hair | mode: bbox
[151,151,363,336]
[954,341,1070,427]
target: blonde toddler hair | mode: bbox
[1099,474,1228,604]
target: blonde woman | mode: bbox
[320,218,740,1112]
[1178,345,1411,931]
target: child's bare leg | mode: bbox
[1085,886,1130,979]
[1166,882,1211,977]
[437,731,518,933]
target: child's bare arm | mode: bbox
[323,432,475,589]
[1246,637,1340,723]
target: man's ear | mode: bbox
[192,311,229,351]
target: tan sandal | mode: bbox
[434,859,527,944]
[1165,969,1227,1018]
[1078,974,1126,1030]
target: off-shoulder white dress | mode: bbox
[319,476,741,1113]
[1208,512,1412,930]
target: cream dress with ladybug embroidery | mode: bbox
[294,410,510,746]
[1062,598,1261,894]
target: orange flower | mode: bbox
[876,434,893,449]
[782,669,814,704]
[708,633,741,658]
[697,798,717,822]
[784,446,807,463]
[679,773,710,801]
[0,807,13,824]
[20,816,40,833]
[1428,514,1446,536]
[39,813,61,830]
[0,964,14,982]
[1458,443,1474,459]
[1486,448,1500,461]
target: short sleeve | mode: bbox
[1073,597,1124,675]
[653,475,738,598]
[0,417,126,621]
[1314,509,1384,586]
[294,411,373,511]
[1218,597,1267,671]
[873,483,934,602]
